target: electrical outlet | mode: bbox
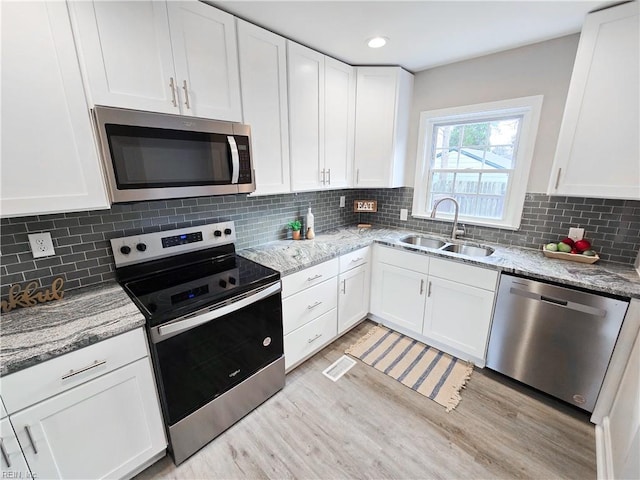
[400,208,408,221]
[339,196,345,208]
[28,232,55,258]
[568,227,584,241]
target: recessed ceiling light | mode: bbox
[367,37,387,48]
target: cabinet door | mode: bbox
[0,418,31,479]
[68,0,178,114]
[324,57,355,189]
[11,359,166,480]
[371,263,426,335]
[288,41,325,191]
[423,276,495,360]
[549,2,639,199]
[353,67,398,188]
[237,20,290,195]
[338,263,370,334]
[167,1,242,121]
[1,1,110,217]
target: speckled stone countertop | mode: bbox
[239,226,640,299]
[0,282,145,377]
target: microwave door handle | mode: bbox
[227,136,240,184]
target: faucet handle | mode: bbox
[455,226,465,238]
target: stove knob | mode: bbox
[120,245,131,255]
[219,279,227,288]
[228,276,237,285]
[214,230,222,237]
[136,243,147,252]
[224,228,232,235]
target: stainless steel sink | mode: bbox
[399,236,447,249]
[441,243,494,257]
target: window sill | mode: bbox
[411,213,521,231]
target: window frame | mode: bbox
[412,95,544,230]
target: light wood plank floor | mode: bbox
[136,320,596,479]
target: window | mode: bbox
[412,96,543,230]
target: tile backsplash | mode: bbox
[2,188,639,297]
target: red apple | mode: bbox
[575,239,591,252]
[561,237,575,247]
[570,248,578,254]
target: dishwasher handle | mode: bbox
[509,287,607,317]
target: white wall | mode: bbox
[405,34,580,193]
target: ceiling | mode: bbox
[210,1,618,72]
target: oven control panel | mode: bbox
[111,221,236,268]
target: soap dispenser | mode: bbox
[306,206,315,239]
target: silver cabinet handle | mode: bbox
[320,169,326,185]
[428,281,432,297]
[182,80,190,109]
[327,168,331,185]
[61,359,106,380]
[307,301,322,310]
[554,168,562,189]
[350,257,363,263]
[342,279,346,294]
[420,279,424,295]
[169,77,178,107]
[307,333,322,344]
[0,440,10,468]
[24,426,37,455]
[307,274,322,282]
[356,168,360,184]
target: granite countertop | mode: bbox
[0,282,145,377]
[239,226,640,300]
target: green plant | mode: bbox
[287,220,302,231]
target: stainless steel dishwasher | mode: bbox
[486,274,629,412]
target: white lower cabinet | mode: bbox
[282,260,339,371]
[371,245,498,365]
[0,329,166,479]
[0,417,30,478]
[338,247,371,334]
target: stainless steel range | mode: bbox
[111,222,284,465]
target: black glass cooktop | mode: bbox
[120,250,279,327]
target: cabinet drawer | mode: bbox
[339,246,370,273]
[428,257,498,291]
[375,245,429,273]
[281,258,339,298]
[283,277,338,335]
[1,328,148,414]
[284,309,337,370]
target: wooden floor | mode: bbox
[136,320,596,480]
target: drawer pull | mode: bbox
[350,257,363,263]
[0,439,10,467]
[24,426,37,455]
[428,281,432,297]
[420,279,425,295]
[342,279,346,294]
[307,274,323,282]
[307,301,322,310]
[61,360,106,381]
[307,333,322,344]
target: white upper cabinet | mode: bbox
[288,41,355,192]
[324,58,356,189]
[549,2,639,199]
[354,67,414,188]
[69,0,242,121]
[0,1,109,218]
[288,41,325,191]
[236,20,291,195]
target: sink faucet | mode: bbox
[430,197,465,240]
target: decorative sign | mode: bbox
[354,200,378,212]
[1,277,65,314]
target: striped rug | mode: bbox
[346,325,474,412]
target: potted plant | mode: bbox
[287,220,302,240]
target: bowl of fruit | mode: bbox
[542,237,599,264]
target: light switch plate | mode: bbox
[400,208,408,221]
[28,232,56,258]
[568,227,584,241]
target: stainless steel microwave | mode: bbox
[93,106,255,203]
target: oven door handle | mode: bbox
[153,282,281,342]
